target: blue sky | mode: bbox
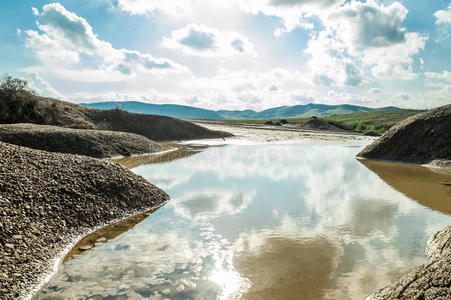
[1,0,450,110]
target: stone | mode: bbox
[78,245,93,251]
[96,237,107,243]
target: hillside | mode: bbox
[83,101,399,120]
[0,90,231,141]
[322,109,424,134]
[357,104,451,168]
[85,101,223,120]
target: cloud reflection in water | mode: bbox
[35,143,451,300]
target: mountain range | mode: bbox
[82,101,399,120]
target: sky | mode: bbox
[1,0,450,110]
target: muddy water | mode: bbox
[35,142,451,300]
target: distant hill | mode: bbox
[82,101,399,120]
[85,101,223,119]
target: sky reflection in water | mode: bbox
[35,143,451,300]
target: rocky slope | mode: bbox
[0,142,169,299]
[0,123,167,158]
[357,104,451,168]
[369,225,451,299]
[0,91,232,141]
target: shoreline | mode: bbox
[357,156,451,171]
[24,202,167,300]
[0,142,169,299]
[368,225,451,300]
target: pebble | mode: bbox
[0,141,169,299]
[78,245,93,251]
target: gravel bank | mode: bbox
[0,142,169,299]
[357,104,451,168]
[0,91,232,141]
[369,225,451,299]
[0,123,167,158]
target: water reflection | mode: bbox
[110,143,208,169]
[35,143,451,300]
[234,233,339,299]
[358,159,451,215]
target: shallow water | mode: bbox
[35,142,451,300]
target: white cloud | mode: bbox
[24,3,187,83]
[425,70,451,82]
[364,33,427,80]
[328,0,408,52]
[237,0,341,35]
[31,7,39,16]
[116,0,192,17]
[162,24,255,57]
[24,29,81,65]
[303,0,427,82]
[26,72,61,98]
[316,90,369,105]
[434,4,451,24]
[305,30,364,86]
[178,68,313,110]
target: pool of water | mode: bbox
[35,142,451,300]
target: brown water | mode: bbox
[35,142,451,300]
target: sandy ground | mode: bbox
[193,121,374,144]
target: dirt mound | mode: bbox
[86,108,232,141]
[357,104,451,167]
[369,225,451,300]
[0,123,167,158]
[0,142,169,299]
[0,92,232,141]
[302,117,344,131]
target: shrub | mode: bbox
[0,75,60,125]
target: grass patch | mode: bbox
[224,109,424,134]
[322,109,424,133]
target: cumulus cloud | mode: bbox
[162,24,255,57]
[305,30,364,86]
[363,33,427,80]
[116,0,192,17]
[25,72,61,98]
[328,0,408,52]
[425,70,451,82]
[237,0,341,35]
[24,3,186,82]
[303,0,426,82]
[434,4,451,24]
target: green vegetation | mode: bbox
[225,109,424,134]
[0,75,61,125]
[322,109,424,133]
